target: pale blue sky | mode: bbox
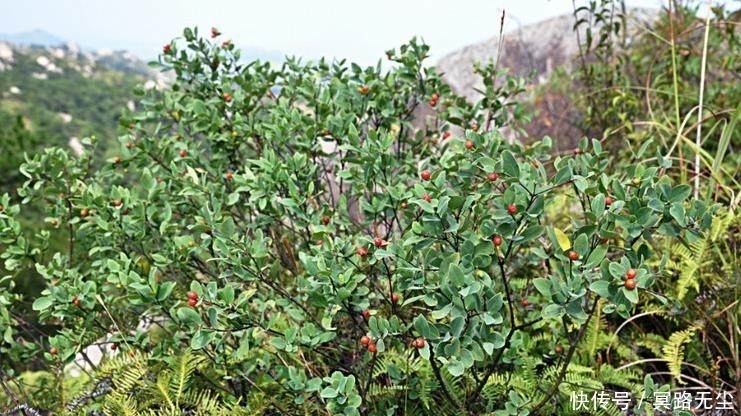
[0,0,722,65]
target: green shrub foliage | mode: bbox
[0,26,717,415]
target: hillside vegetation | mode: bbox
[0,1,739,415]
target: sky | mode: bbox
[0,0,729,66]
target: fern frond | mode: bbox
[661,326,698,384]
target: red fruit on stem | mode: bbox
[356,246,368,257]
[488,172,499,181]
[225,171,234,180]
[573,148,582,155]
[391,293,399,303]
[188,298,198,307]
[367,343,377,353]
[625,268,637,280]
[624,278,637,290]
[113,199,122,207]
[442,131,451,140]
[555,345,564,354]
[422,194,431,203]
[420,170,431,181]
[568,250,580,261]
[374,237,386,248]
[521,299,530,307]
[605,196,614,206]
[211,27,220,38]
[465,140,474,150]
[507,204,517,215]
[492,235,503,247]
[413,337,425,349]
[360,335,371,346]
[361,309,371,320]
[321,215,331,225]
[49,347,58,355]
[179,149,187,158]
[187,291,198,300]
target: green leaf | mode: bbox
[668,184,692,203]
[191,329,215,350]
[541,304,565,319]
[447,360,465,377]
[532,278,552,297]
[669,203,686,226]
[585,245,607,267]
[156,281,176,301]
[320,387,339,399]
[502,151,520,179]
[32,296,53,311]
[589,281,611,298]
[176,306,202,325]
[623,287,639,304]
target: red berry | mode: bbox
[492,235,503,247]
[187,291,198,300]
[316,239,323,246]
[49,347,58,355]
[573,148,582,155]
[421,170,431,181]
[374,237,386,248]
[110,344,118,351]
[358,85,370,95]
[50,219,58,226]
[422,194,431,203]
[487,172,499,181]
[413,337,425,349]
[605,196,614,206]
[225,171,234,180]
[80,209,89,218]
[442,131,451,140]
[356,246,368,257]
[429,98,437,107]
[211,27,220,38]
[624,278,637,290]
[507,204,517,215]
[188,298,198,307]
[367,343,377,353]
[72,296,81,308]
[465,140,474,150]
[162,44,171,54]
[521,299,530,307]
[431,93,440,101]
[222,92,232,102]
[113,199,122,207]
[391,293,399,303]
[360,335,371,346]
[568,250,580,261]
[125,142,133,149]
[179,149,187,158]
[555,345,564,354]
[361,309,371,320]
[321,215,331,225]
[625,268,637,280]
[113,156,121,164]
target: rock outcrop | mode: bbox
[436,7,661,147]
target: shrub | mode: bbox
[0,26,716,415]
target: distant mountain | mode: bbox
[0,38,167,190]
[0,29,67,48]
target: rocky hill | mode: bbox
[436,7,661,147]
[0,39,169,195]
